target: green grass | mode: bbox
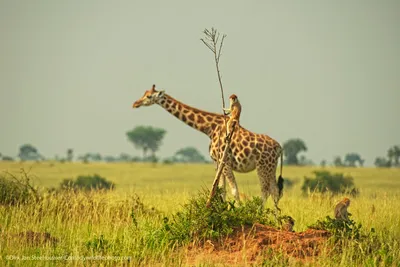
[1,161,400,266]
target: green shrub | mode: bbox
[85,234,110,251]
[301,171,358,195]
[161,188,281,244]
[282,177,295,190]
[162,157,175,164]
[130,194,162,227]
[308,216,363,241]
[0,172,39,205]
[59,174,115,191]
[1,156,14,161]
[308,216,384,260]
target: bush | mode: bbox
[309,216,390,263]
[85,234,110,251]
[161,188,281,244]
[162,157,175,165]
[131,156,142,162]
[301,171,358,195]
[282,178,295,190]
[0,172,39,205]
[308,216,363,241]
[59,174,115,191]
[144,155,159,163]
[1,156,14,161]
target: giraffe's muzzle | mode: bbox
[132,100,141,108]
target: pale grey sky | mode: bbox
[0,1,399,165]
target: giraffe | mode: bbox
[132,85,285,210]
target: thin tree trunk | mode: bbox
[206,121,236,208]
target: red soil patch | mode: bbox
[186,223,331,265]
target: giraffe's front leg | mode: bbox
[218,173,227,202]
[222,164,240,203]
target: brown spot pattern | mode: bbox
[197,115,205,124]
[188,113,195,121]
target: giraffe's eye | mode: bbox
[146,95,152,99]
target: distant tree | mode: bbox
[104,156,116,162]
[119,153,132,162]
[18,144,42,161]
[78,154,90,164]
[374,157,390,168]
[91,153,102,161]
[77,153,101,163]
[126,126,167,159]
[333,156,344,167]
[174,147,207,163]
[298,155,314,166]
[344,153,364,167]
[393,146,400,166]
[66,149,74,162]
[320,160,327,167]
[387,145,400,167]
[147,129,167,158]
[282,138,307,165]
[145,155,159,164]
[387,147,395,166]
[162,157,176,164]
[131,156,142,162]
[1,155,14,161]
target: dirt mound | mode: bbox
[186,223,331,265]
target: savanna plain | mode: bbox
[1,161,400,266]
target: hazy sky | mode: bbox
[1,1,399,166]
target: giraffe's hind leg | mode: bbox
[256,161,281,212]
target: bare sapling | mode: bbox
[201,28,237,207]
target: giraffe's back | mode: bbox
[209,125,281,173]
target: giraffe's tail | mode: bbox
[277,147,284,199]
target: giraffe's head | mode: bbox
[132,84,166,108]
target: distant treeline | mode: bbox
[1,125,399,168]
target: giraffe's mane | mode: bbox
[165,94,226,119]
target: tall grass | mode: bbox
[0,162,399,266]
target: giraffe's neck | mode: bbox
[157,94,224,138]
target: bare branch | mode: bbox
[217,34,226,63]
[200,39,215,53]
[206,121,237,208]
[202,27,236,206]
[201,27,227,117]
